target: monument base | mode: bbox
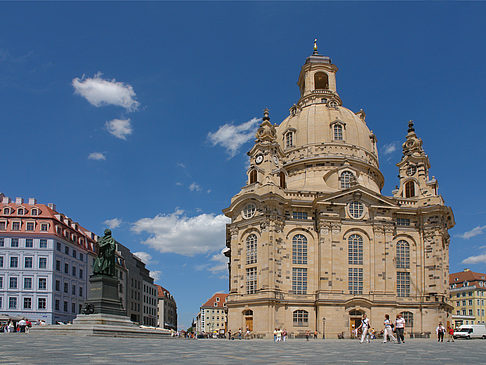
[30,313,171,338]
[86,275,126,317]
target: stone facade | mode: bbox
[223,47,455,338]
[155,284,177,330]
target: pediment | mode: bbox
[313,186,398,209]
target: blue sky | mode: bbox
[1,2,486,329]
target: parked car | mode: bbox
[453,325,486,339]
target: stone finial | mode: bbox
[408,120,415,133]
[263,108,270,121]
[313,38,318,55]
[255,108,277,143]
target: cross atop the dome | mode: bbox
[313,38,318,55]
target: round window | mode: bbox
[242,204,256,219]
[348,201,364,219]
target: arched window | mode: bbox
[349,310,364,316]
[279,171,286,189]
[31,209,39,216]
[17,208,25,215]
[3,208,10,215]
[314,72,329,90]
[285,131,293,148]
[401,311,413,327]
[341,171,354,189]
[405,181,415,198]
[293,310,309,326]
[243,309,253,316]
[249,170,257,184]
[348,234,363,265]
[246,234,257,265]
[292,234,307,264]
[396,240,410,269]
[333,124,343,140]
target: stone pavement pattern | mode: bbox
[0,334,485,364]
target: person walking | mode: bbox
[447,326,455,342]
[276,328,282,342]
[357,314,371,343]
[273,328,278,342]
[7,320,14,333]
[436,322,446,343]
[282,329,287,342]
[18,318,27,333]
[395,314,406,344]
[238,328,242,340]
[305,330,310,341]
[228,329,232,340]
[383,314,396,343]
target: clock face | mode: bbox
[255,154,264,165]
[406,166,416,176]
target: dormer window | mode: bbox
[285,131,294,148]
[404,181,415,198]
[18,208,25,215]
[333,124,343,141]
[3,208,10,215]
[31,209,39,216]
[340,171,354,189]
[314,72,328,90]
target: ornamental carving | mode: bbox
[255,108,277,143]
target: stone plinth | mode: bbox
[86,275,126,317]
[30,313,171,338]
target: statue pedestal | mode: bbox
[86,275,126,317]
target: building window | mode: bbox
[9,297,17,309]
[79,253,84,262]
[314,72,329,90]
[333,124,343,141]
[0,222,5,231]
[26,222,34,231]
[0,256,3,268]
[64,282,68,293]
[405,181,415,198]
[0,237,3,246]
[64,301,68,312]
[55,300,60,311]
[293,310,309,326]
[55,280,60,291]
[31,209,39,216]
[72,266,76,276]
[40,223,48,231]
[11,238,19,247]
[24,257,33,268]
[38,278,47,290]
[79,269,83,279]
[18,208,25,215]
[285,131,294,148]
[39,257,47,269]
[65,263,69,274]
[401,311,413,327]
[0,277,2,288]
[348,268,363,294]
[396,240,410,269]
[249,170,257,184]
[396,218,411,226]
[40,239,47,248]
[3,208,10,215]
[348,201,364,219]
[292,212,308,220]
[246,267,257,294]
[25,238,33,248]
[37,298,46,310]
[72,303,76,313]
[65,246,69,255]
[397,272,410,297]
[279,171,286,189]
[292,268,307,295]
[12,222,20,231]
[243,204,256,219]
[10,257,18,268]
[340,171,353,189]
[292,234,308,264]
[79,286,83,297]
[24,297,32,309]
[57,242,61,251]
[246,234,257,265]
[72,250,77,259]
[348,234,363,265]
[24,277,32,289]
[72,284,76,295]
[8,276,18,290]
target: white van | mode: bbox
[453,325,486,339]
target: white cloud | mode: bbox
[177,162,186,169]
[189,182,202,192]
[462,254,486,265]
[382,142,397,155]
[105,118,132,140]
[457,225,486,239]
[133,251,153,265]
[175,182,183,186]
[208,117,260,158]
[132,209,230,256]
[104,218,121,229]
[209,250,228,273]
[72,72,139,111]
[88,152,106,160]
[150,270,161,281]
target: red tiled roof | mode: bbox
[155,284,170,298]
[450,269,486,288]
[201,293,228,308]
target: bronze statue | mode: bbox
[93,229,116,276]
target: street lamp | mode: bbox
[322,317,326,339]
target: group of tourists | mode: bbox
[273,328,288,342]
[1,318,32,333]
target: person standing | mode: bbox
[282,329,287,342]
[276,328,282,342]
[228,329,232,340]
[395,314,406,344]
[357,314,371,343]
[18,318,27,333]
[305,330,310,341]
[383,314,396,343]
[447,326,455,342]
[273,328,278,342]
[436,322,446,342]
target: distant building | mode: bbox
[450,269,486,327]
[0,195,97,324]
[116,243,157,326]
[196,293,228,334]
[155,284,177,330]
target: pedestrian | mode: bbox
[245,327,251,339]
[282,329,287,342]
[395,313,406,344]
[238,328,242,340]
[276,328,282,342]
[18,318,27,333]
[447,326,455,342]
[357,314,371,343]
[228,329,232,340]
[436,322,446,342]
[7,320,14,333]
[274,328,278,342]
[314,330,318,339]
[383,314,396,343]
[305,330,310,341]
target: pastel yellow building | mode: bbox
[223,45,455,338]
[450,269,486,327]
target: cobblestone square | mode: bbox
[1,334,485,364]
